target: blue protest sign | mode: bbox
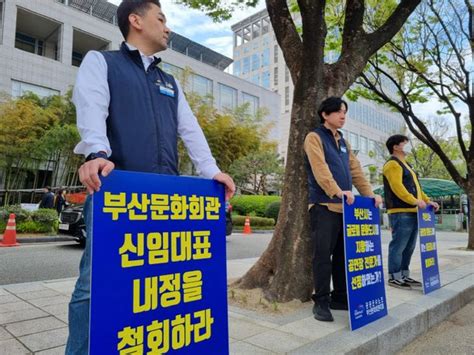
[417,206,441,294]
[343,196,387,331]
[89,170,229,354]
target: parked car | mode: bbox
[58,204,86,247]
[59,201,233,246]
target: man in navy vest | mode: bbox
[66,1,235,353]
[304,97,382,322]
[383,135,438,290]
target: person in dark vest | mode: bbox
[304,97,382,322]
[38,186,54,209]
[383,135,439,290]
[66,1,235,353]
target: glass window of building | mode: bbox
[72,51,83,67]
[273,67,278,86]
[242,92,259,115]
[349,132,359,150]
[251,74,260,85]
[262,48,270,67]
[274,44,278,63]
[11,80,59,98]
[191,74,212,97]
[243,46,250,54]
[285,66,290,82]
[218,84,237,110]
[262,71,270,88]
[369,139,378,157]
[233,60,241,76]
[243,56,250,74]
[285,86,290,106]
[15,32,43,55]
[360,136,368,154]
[251,54,260,71]
[162,62,183,77]
[263,34,270,47]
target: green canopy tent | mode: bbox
[373,179,465,229]
[373,178,463,198]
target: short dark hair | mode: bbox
[45,186,51,191]
[386,134,409,154]
[117,0,161,39]
[317,97,348,123]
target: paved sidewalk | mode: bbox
[0,231,473,354]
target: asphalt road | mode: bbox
[0,232,273,285]
[0,230,468,286]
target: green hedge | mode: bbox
[265,201,281,223]
[0,206,58,234]
[232,215,275,227]
[230,195,281,217]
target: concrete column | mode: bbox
[2,0,18,47]
[61,23,73,65]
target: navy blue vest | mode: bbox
[305,126,352,204]
[101,43,179,175]
[383,156,419,209]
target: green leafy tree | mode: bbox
[229,145,284,194]
[0,95,58,202]
[355,0,474,248]
[179,0,421,301]
[0,90,81,201]
[174,67,273,175]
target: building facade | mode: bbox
[0,0,280,189]
[231,9,406,177]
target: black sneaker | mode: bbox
[330,300,348,311]
[388,279,412,290]
[313,303,334,322]
[403,277,422,288]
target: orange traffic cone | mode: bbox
[243,216,252,234]
[1,214,20,247]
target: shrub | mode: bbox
[0,207,58,234]
[230,195,281,217]
[31,209,58,233]
[0,205,30,223]
[31,209,58,223]
[265,201,281,224]
[232,215,275,227]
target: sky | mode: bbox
[107,0,266,58]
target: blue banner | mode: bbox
[343,196,387,331]
[89,170,229,354]
[417,207,441,294]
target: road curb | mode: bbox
[291,274,474,354]
[16,236,76,243]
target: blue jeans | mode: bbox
[66,196,92,354]
[388,213,418,280]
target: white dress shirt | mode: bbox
[73,43,220,179]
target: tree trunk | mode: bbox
[234,63,326,302]
[467,191,474,250]
[465,156,474,249]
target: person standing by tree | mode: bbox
[383,135,439,290]
[304,97,382,322]
[65,1,235,353]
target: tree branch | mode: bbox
[341,0,365,52]
[359,65,467,188]
[266,0,304,83]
